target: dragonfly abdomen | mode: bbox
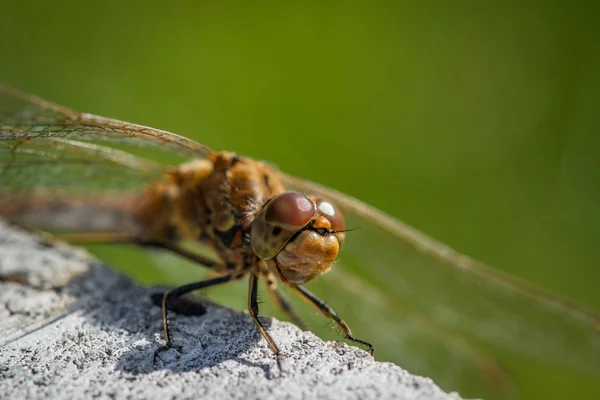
[0,193,142,236]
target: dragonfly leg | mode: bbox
[248,271,283,370]
[52,233,222,271]
[263,272,307,331]
[153,272,243,363]
[145,241,220,269]
[21,224,220,271]
[3,220,137,246]
[291,285,374,355]
[53,232,138,244]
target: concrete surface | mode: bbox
[0,221,463,400]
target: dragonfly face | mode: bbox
[251,191,346,285]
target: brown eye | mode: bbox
[316,198,345,232]
[251,192,317,259]
[265,192,316,229]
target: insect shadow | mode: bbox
[59,260,272,377]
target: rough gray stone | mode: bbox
[0,221,463,400]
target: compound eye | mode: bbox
[316,198,345,232]
[265,192,316,230]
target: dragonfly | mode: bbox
[0,84,599,399]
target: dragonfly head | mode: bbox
[251,191,345,285]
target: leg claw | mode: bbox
[153,343,183,364]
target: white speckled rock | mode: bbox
[0,221,463,400]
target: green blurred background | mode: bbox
[1,1,599,399]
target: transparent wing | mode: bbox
[0,84,213,161]
[0,84,215,232]
[281,172,600,398]
[0,84,213,196]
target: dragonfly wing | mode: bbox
[0,83,218,199]
[0,84,213,167]
[282,172,600,394]
[0,84,212,232]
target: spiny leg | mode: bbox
[143,241,220,269]
[146,242,224,310]
[4,220,138,247]
[263,272,307,331]
[154,272,242,362]
[50,236,223,311]
[47,231,222,271]
[53,231,138,244]
[47,234,224,316]
[248,271,282,369]
[291,285,374,355]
